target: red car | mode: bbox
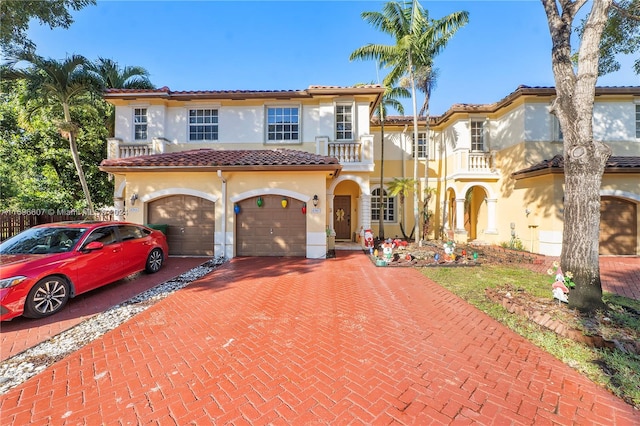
[0,221,168,321]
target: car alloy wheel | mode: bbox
[24,276,70,318]
[145,248,164,273]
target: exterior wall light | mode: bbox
[257,196,263,207]
[312,194,319,207]
[234,203,241,214]
[281,197,288,208]
[130,193,138,206]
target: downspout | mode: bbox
[217,170,226,258]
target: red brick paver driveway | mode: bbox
[1,252,637,425]
[0,257,206,361]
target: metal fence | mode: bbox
[0,212,114,241]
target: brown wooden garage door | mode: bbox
[236,195,306,257]
[148,195,215,256]
[600,197,637,255]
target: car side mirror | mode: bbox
[82,241,104,252]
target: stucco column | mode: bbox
[359,193,371,232]
[114,197,124,221]
[485,198,498,234]
[454,197,467,235]
[327,192,335,233]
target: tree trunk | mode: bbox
[542,0,612,312]
[63,102,94,214]
[379,104,385,239]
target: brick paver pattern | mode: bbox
[1,253,638,424]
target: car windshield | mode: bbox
[0,227,88,255]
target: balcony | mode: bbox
[317,135,374,172]
[449,150,499,180]
[107,138,169,159]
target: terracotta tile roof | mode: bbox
[371,85,640,127]
[104,85,384,99]
[100,148,341,170]
[512,155,640,179]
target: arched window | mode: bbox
[371,188,396,222]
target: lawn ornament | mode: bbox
[381,240,393,261]
[364,229,374,249]
[552,280,569,303]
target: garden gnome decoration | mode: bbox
[552,279,569,303]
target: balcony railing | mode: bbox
[107,138,169,160]
[451,150,498,178]
[318,135,374,171]
[468,151,495,172]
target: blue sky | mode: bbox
[26,0,639,116]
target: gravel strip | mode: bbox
[0,257,226,395]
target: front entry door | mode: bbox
[334,196,351,240]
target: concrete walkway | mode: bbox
[0,252,638,424]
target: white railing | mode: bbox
[468,151,495,172]
[119,144,152,158]
[107,138,169,160]
[328,142,362,163]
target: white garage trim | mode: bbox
[231,188,309,203]
[600,189,640,202]
[115,179,127,198]
[141,188,218,203]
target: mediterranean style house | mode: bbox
[99,85,640,258]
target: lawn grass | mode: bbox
[419,265,640,409]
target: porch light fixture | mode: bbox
[257,196,263,207]
[234,203,241,214]
[312,194,319,207]
[130,193,138,206]
[302,203,307,214]
[281,197,288,208]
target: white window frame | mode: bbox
[188,108,219,142]
[636,104,640,139]
[552,115,564,142]
[265,105,300,144]
[470,120,484,152]
[335,103,354,141]
[371,187,396,223]
[411,132,428,159]
[133,108,147,141]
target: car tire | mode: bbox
[145,248,164,273]
[24,276,70,319]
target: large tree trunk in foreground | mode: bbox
[542,0,612,312]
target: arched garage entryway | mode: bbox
[147,195,215,256]
[235,195,307,257]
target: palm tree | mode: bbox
[373,84,409,239]
[387,177,416,239]
[4,53,100,212]
[88,58,154,136]
[350,0,468,241]
[89,57,153,90]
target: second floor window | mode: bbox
[267,107,299,142]
[412,132,428,158]
[336,105,353,140]
[553,116,564,142]
[636,104,640,138]
[189,109,218,141]
[371,188,396,222]
[134,108,147,140]
[471,120,484,151]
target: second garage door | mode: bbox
[600,196,637,255]
[147,195,215,256]
[236,195,306,256]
